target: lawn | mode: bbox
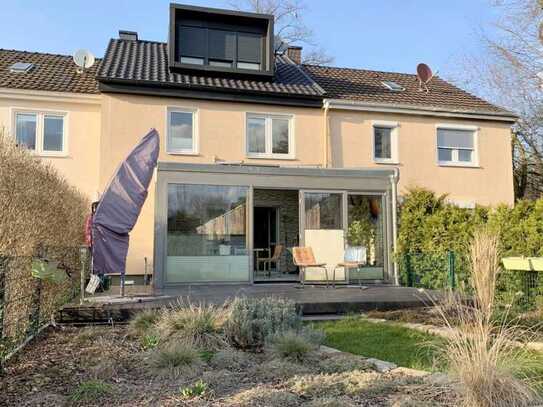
[315,317,445,371]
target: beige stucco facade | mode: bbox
[0,89,515,275]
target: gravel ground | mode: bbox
[0,325,459,406]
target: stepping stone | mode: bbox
[365,357,397,373]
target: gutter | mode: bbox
[324,98,518,123]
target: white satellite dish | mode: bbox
[73,49,95,72]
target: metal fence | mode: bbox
[400,251,543,312]
[0,246,87,370]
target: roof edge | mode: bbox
[323,98,518,123]
[0,87,101,104]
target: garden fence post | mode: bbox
[79,246,88,305]
[448,250,456,290]
[404,253,412,287]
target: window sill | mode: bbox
[33,152,69,158]
[246,154,296,160]
[438,162,480,169]
[373,159,399,165]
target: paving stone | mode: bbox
[391,366,430,377]
[319,345,341,354]
[365,357,397,373]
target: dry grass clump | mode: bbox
[289,370,381,398]
[156,299,227,351]
[128,309,160,338]
[227,386,299,407]
[209,348,253,371]
[317,353,372,374]
[303,396,357,407]
[151,342,202,377]
[251,357,314,382]
[269,330,320,362]
[435,227,542,407]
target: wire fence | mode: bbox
[0,246,88,370]
[400,251,543,313]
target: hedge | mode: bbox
[397,187,543,301]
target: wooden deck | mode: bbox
[58,284,438,324]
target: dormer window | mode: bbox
[169,4,274,78]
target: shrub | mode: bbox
[69,380,113,402]
[435,228,541,407]
[269,330,319,362]
[223,296,302,350]
[152,342,200,374]
[180,380,208,399]
[156,299,226,351]
[128,309,160,338]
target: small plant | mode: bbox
[128,309,159,337]
[223,296,302,350]
[270,331,317,362]
[180,380,208,399]
[152,343,199,373]
[156,299,226,351]
[140,333,159,350]
[69,380,113,402]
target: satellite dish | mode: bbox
[416,63,434,92]
[73,49,95,71]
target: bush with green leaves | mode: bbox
[223,296,302,350]
[69,380,113,402]
[180,380,208,399]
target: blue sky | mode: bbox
[0,1,499,76]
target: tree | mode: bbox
[230,0,334,65]
[448,0,543,199]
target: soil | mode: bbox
[0,325,459,406]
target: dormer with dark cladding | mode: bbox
[168,3,274,79]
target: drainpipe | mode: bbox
[390,167,400,286]
[323,100,330,168]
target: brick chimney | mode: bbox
[286,46,302,64]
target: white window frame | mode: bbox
[10,108,68,157]
[245,112,295,159]
[436,124,479,167]
[166,107,199,155]
[372,120,399,164]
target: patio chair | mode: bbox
[256,245,284,277]
[292,247,330,288]
[333,246,366,289]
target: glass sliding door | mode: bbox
[346,194,385,281]
[301,191,346,283]
[166,184,249,283]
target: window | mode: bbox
[9,62,34,73]
[246,114,293,158]
[381,81,404,92]
[177,24,263,72]
[372,121,398,163]
[13,110,66,155]
[167,108,197,154]
[437,126,477,166]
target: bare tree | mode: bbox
[230,0,334,65]
[448,0,543,199]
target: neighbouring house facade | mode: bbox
[0,4,516,289]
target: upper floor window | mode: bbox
[437,125,478,166]
[372,121,399,164]
[167,108,198,155]
[14,110,67,156]
[246,113,293,158]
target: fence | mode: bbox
[400,251,543,313]
[0,246,88,370]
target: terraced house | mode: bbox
[0,4,516,290]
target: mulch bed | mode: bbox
[0,325,459,406]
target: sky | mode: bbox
[0,0,500,77]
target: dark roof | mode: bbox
[0,49,99,94]
[302,64,511,116]
[97,39,323,98]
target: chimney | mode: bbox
[286,46,302,64]
[119,30,138,41]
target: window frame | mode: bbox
[436,124,479,168]
[10,108,68,157]
[372,120,399,164]
[166,107,199,155]
[245,112,295,159]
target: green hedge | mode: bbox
[397,187,543,299]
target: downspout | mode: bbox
[323,100,330,168]
[390,167,400,286]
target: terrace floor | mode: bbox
[59,283,438,324]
